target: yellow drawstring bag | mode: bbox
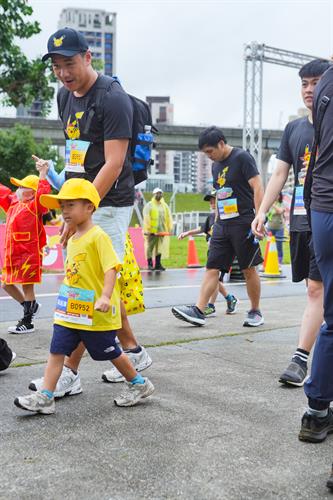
[119,233,145,315]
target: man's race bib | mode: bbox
[217,187,239,220]
[64,140,90,173]
[54,284,95,326]
[293,186,306,216]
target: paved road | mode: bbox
[0,266,305,322]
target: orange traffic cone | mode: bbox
[187,236,202,268]
[261,235,285,278]
[261,233,271,272]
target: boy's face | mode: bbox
[301,76,321,110]
[59,199,94,226]
[201,141,226,162]
[209,198,216,210]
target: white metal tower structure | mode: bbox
[243,42,321,171]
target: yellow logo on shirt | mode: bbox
[217,167,229,187]
[66,112,84,140]
[66,252,87,285]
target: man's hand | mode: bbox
[59,221,76,247]
[178,232,188,240]
[32,155,49,180]
[94,295,111,312]
[251,212,266,239]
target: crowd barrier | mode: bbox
[0,224,147,272]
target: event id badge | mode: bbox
[293,186,307,216]
[64,139,90,173]
[54,284,95,326]
[217,187,239,220]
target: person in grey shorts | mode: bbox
[29,27,152,397]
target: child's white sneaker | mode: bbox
[102,347,152,383]
[14,391,55,414]
[29,366,82,398]
[114,378,154,407]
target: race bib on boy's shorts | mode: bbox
[54,284,95,326]
[293,186,307,216]
[64,139,90,173]
[217,187,239,220]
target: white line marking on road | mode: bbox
[0,278,301,301]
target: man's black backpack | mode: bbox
[57,75,158,185]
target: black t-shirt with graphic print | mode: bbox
[277,117,313,232]
[212,147,259,226]
[58,75,134,208]
[201,212,216,241]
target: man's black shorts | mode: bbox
[206,223,263,272]
[290,231,322,283]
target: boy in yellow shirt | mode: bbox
[14,179,154,414]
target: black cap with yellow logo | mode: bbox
[42,27,89,62]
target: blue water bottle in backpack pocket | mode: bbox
[132,125,154,173]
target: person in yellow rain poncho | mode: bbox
[143,188,173,270]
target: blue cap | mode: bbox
[42,28,89,62]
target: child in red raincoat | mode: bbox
[0,171,50,333]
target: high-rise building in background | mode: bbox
[145,96,175,191]
[197,152,213,193]
[58,8,117,76]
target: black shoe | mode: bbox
[327,464,333,491]
[299,408,333,443]
[171,305,205,326]
[154,264,166,271]
[8,318,35,334]
[147,258,154,271]
[279,357,308,387]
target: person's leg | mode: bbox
[22,284,35,301]
[196,268,220,312]
[242,267,261,310]
[274,228,284,264]
[231,225,263,326]
[1,283,24,304]
[298,279,323,352]
[43,353,66,392]
[300,210,333,442]
[172,223,233,326]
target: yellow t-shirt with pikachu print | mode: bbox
[54,225,122,331]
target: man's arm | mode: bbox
[251,160,290,238]
[93,139,130,200]
[248,174,264,215]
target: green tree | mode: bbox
[0,124,63,186]
[0,0,54,114]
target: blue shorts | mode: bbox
[50,324,122,361]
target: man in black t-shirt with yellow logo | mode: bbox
[172,127,264,327]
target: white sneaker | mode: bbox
[14,391,55,415]
[114,378,155,407]
[29,366,82,398]
[102,347,152,383]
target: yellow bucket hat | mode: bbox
[40,178,100,210]
[10,175,39,191]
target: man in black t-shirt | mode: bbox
[252,59,330,388]
[30,28,151,396]
[298,62,333,448]
[172,127,264,327]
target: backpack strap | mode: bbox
[81,75,120,136]
[57,86,70,123]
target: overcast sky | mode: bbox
[11,0,333,128]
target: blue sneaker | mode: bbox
[226,295,238,315]
[171,305,205,326]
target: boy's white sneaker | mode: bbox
[114,378,155,407]
[29,366,82,398]
[14,391,55,415]
[102,347,152,383]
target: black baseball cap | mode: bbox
[42,28,89,62]
[203,190,216,201]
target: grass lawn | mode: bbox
[162,236,291,268]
